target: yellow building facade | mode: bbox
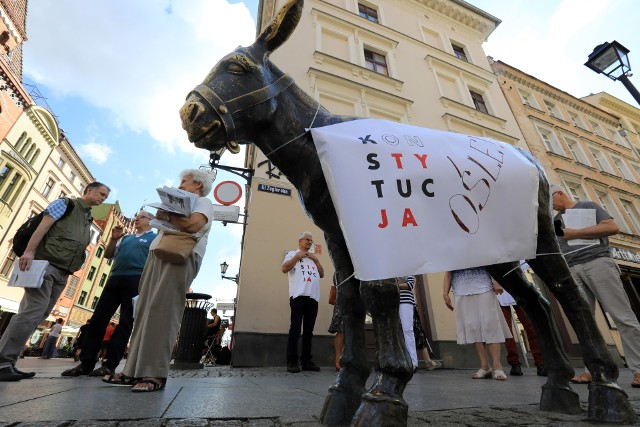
[231,0,530,367]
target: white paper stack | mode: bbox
[8,260,49,288]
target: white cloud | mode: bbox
[24,0,256,153]
[77,142,113,164]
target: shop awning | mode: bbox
[0,297,19,314]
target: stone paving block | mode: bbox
[113,419,166,427]
[209,421,244,426]
[11,423,70,427]
[66,421,118,427]
[165,418,210,427]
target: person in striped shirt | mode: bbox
[397,276,417,370]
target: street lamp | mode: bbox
[585,40,640,106]
[220,261,239,283]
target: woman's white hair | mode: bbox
[180,169,214,196]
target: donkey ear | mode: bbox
[254,0,303,55]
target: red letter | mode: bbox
[413,153,428,168]
[402,208,418,227]
[391,153,404,169]
[378,209,388,228]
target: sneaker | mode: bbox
[0,366,23,382]
[61,364,94,377]
[13,367,35,379]
[509,364,523,376]
[287,361,301,373]
[536,364,548,377]
[89,366,114,377]
[301,361,320,372]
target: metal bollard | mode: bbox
[171,292,213,369]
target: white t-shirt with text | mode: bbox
[283,249,321,301]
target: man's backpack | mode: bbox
[12,198,75,257]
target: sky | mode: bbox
[22,0,640,305]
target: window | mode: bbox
[0,165,13,189]
[78,291,88,306]
[98,273,107,287]
[57,158,66,169]
[64,275,80,299]
[42,178,55,198]
[620,199,640,233]
[68,172,76,183]
[451,43,468,62]
[564,136,590,165]
[610,155,635,181]
[611,129,630,147]
[1,172,21,201]
[590,120,607,138]
[0,251,16,276]
[594,190,631,233]
[364,48,388,75]
[87,266,96,281]
[563,181,588,202]
[78,183,85,194]
[588,147,613,173]
[469,90,488,114]
[543,100,562,119]
[58,190,67,199]
[91,296,99,310]
[536,126,565,155]
[358,3,378,23]
[96,247,104,258]
[568,111,586,129]
[518,89,538,108]
[7,179,25,207]
[107,258,113,266]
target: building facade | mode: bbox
[231,0,531,367]
[492,60,640,362]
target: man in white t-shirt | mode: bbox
[282,231,324,373]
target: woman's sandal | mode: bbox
[102,372,139,386]
[631,373,640,388]
[426,360,442,371]
[472,368,492,379]
[493,369,507,381]
[569,372,592,384]
[131,377,166,393]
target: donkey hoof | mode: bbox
[588,383,638,423]
[320,384,366,426]
[540,384,582,415]
[350,392,407,427]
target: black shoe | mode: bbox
[13,367,35,379]
[509,364,523,376]
[287,361,301,373]
[0,366,22,382]
[536,364,548,377]
[301,361,320,372]
[89,366,114,377]
[61,364,94,377]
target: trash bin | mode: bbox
[171,292,213,369]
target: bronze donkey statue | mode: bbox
[179,0,637,425]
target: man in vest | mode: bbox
[61,210,155,377]
[0,182,110,381]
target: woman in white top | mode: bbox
[105,169,214,392]
[443,267,512,380]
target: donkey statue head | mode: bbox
[179,0,304,154]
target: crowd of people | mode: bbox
[1,178,638,391]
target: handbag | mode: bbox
[153,233,197,264]
[328,285,336,305]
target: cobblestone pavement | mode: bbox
[0,358,638,426]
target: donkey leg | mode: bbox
[350,279,411,427]
[529,211,636,423]
[529,255,637,423]
[486,263,581,415]
[320,272,370,426]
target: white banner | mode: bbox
[311,119,539,281]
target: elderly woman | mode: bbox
[105,169,214,392]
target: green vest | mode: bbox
[35,198,92,273]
